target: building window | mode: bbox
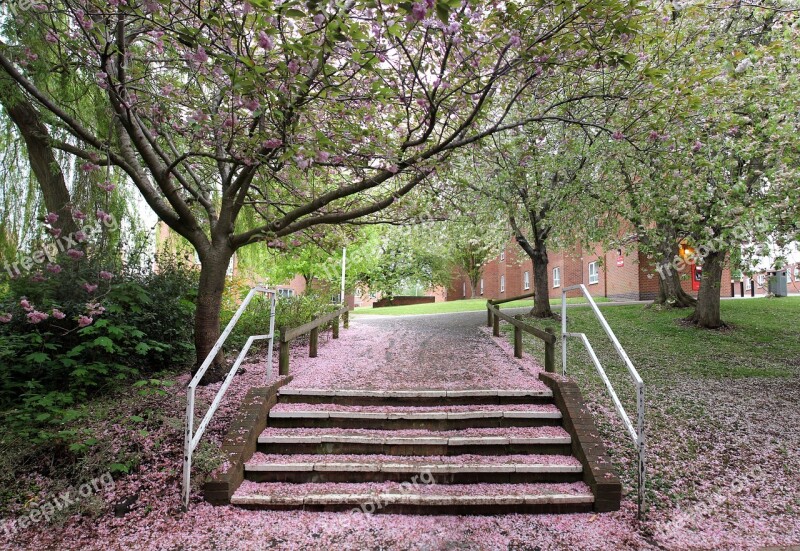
[277,288,294,298]
[553,267,561,288]
[500,251,505,261]
[588,261,599,285]
[500,275,505,293]
[523,271,530,290]
[480,279,484,295]
[757,273,765,286]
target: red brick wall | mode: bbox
[605,248,640,301]
[450,238,745,302]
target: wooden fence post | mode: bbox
[544,327,555,373]
[343,310,349,329]
[279,329,290,376]
[492,312,500,337]
[487,305,492,327]
[309,327,319,357]
[332,315,340,339]
[514,325,523,358]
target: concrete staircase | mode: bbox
[228,386,618,514]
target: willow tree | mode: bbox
[0,0,645,379]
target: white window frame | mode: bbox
[480,279,484,295]
[553,267,561,288]
[757,273,765,285]
[500,251,505,261]
[588,261,599,285]
[500,275,505,293]
[523,271,530,290]
[462,281,466,297]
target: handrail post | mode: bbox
[492,309,500,337]
[544,327,555,373]
[266,294,276,381]
[487,305,492,327]
[513,324,523,358]
[561,289,568,375]
[343,310,349,329]
[309,326,319,357]
[332,315,340,339]
[279,329,290,376]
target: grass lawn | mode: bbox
[354,295,611,316]
[498,296,800,546]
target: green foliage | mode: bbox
[221,280,337,351]
[0,253,197,445]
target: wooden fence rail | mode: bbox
[486,295,555,373]
[278,306,352,375]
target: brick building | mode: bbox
[448,239,734,302]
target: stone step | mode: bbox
[277,388,555,406]
[230,481,594,514]
[244,452,583,484]
[257,427,572,456]
[268,403,562,430]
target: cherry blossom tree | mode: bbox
[0,0,643,378]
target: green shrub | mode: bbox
[0,251,197,444]
[222,285,338,352]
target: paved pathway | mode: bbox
[285,310,548,391]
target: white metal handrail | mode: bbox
[182,286,277,509]
[561,284,646,518]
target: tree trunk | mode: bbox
[194,247,234,384]
[0,73,77,235]
[686,250,726,328]
[529,245,553,318]
[654,238,696,308]
[510,216,553,318]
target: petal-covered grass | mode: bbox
[500,296,800,549]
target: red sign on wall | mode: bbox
[616,255,624,267]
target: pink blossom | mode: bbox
[95,209,113,224]
[98,181,116,192]
[0,313,11,323]
[72,209,87,221]
[67,249,85,260]
[99,271,114,280]
[26,310,49,324]
[191,47,209,64]
[692,140,703,152]
[31,273,46,283]
[45,30,58,43]
[47,263,62,274]
[86,303,106,316]
[316,151,330,163]
[509,33,521,48]
[44,212,59,224]
[287,59,300,74]
[244,98,260,112]
[263,138,282,149]
[20,299,33,311]
[313,13,325,27]
[51,309,66,320]
[81,162,100,172]
[82,283,98,293]
[410,2,427,21]
[74,231,87,243]
[612,130,625,141]
[78,315,93,328]
[48,227,62,238]
[257,31,274,51]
